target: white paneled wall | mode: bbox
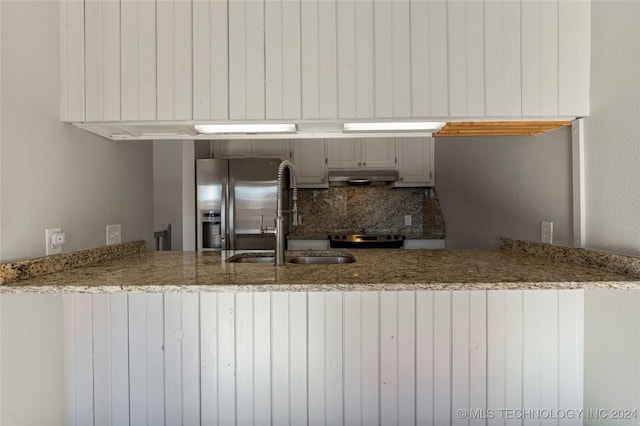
[61,0,590,122]
[64,290,584,425]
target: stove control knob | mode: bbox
[393,235,399,240]
[386,235,391,240]
[334,235,340,240]
[341,235,347,240]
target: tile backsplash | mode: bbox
[291,184,445,239]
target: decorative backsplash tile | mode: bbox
[291,184,445,239]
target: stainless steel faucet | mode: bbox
[261,160,298,265]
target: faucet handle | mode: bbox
[260,214,276,235]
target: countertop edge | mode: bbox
[3,280,640,294]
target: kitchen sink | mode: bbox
[228,255,275,263]
[227,252,356,264]
[287,255,356,264]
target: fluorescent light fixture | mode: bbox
[343,121,447,132]
[194,123,296,134]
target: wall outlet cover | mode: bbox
[107,224,122,245]
[45,228,63,255]
[405,215,412,226]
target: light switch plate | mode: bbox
[45,228,63,255]
[106,224,122,245]
[541,221,553,244]
[405,215,412,226]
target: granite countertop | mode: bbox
[2,239,640,293]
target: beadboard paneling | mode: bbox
[65,290,585,425]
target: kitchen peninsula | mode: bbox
[1,239,639,292]
[3,239,639,425]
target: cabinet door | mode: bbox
[252,140,291,159]
[292,140,327,187]
[326,139,360,169]
[212,140,253,158]
[396,137,434,186]
[361,137,396,169]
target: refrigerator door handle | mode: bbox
[228,177,235,250]
[221,176,229,250]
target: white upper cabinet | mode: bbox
[292,140,328,188]
[396,138,434,187]
[61,0,590,123]
[213,140,291,160]
[327,138,396,169]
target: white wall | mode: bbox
[0,1,154,262]
[584,290,640,421]
[153,140,195,251]
[1,295,64,426]
[435,126,573,249]
[585,1,640,257]
[582,1,640,420]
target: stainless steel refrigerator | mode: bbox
[196,158,283,251]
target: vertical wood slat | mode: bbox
[193,0,228,119]
[558,0,590,116]
[558,290,584,426]
[271,293,290,425]
[373,0,392,118]
[337,0,356,118]
[128,293,165,425]
[253,293,272,423]
[522,0,559,116]
[84,1,120,121]
[265,0,283,119]
[200,293,218,425]
[317,0,338,118]
[411,0,449,117]
[289,292,309,426]
[235,293,254,425]
[228,0,247,119]
[74,294,94,426]
[301,0,320,119]
[416,291,435,424]
[523,291,559,421]
[469,291,487,426]
[448,0,485,117]
[92,294,129,426]
[62,295,77,425]
[164,294,201,425]
[307,292,326,425]
[380,292,399,425]
[434,291,452,425]
[60,0,85,121]
[217,293,236,425]
[282,0,302,119]
[451,291,471,426]
[325,292,344,425]
[484,0,521,116]
[157,0,193,120]
[121,0,156,120]
[398,292,416,425]
[245,0,265,119]
[265,0,302,120]
[354,0,374,118]
[391,1,411,118]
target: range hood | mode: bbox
[328,169,399,186]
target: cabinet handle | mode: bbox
[358,162,362,167]
[363,162,367,167]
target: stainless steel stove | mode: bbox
[329,233,405,248]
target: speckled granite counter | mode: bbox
[2,240,639,293]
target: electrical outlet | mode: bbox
[45,228,63,255]
[541,221,553,244]
[405,215,412,226]
[106,224,122,245]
